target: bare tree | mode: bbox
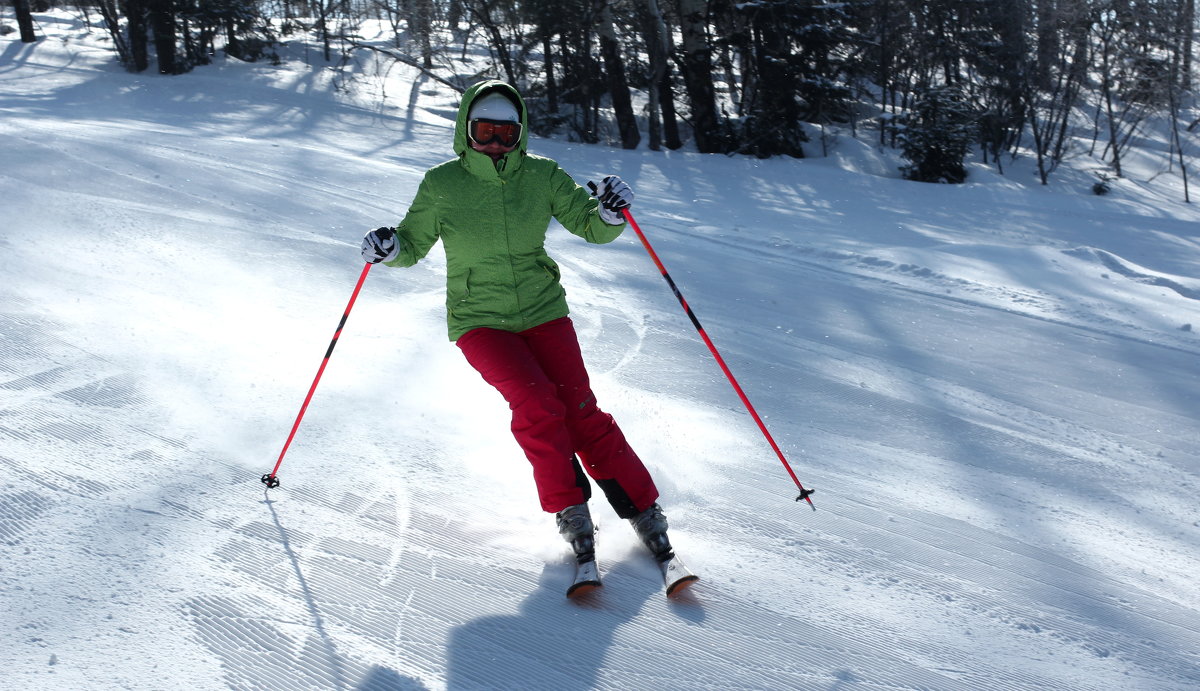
[464,0,517,85]
[1167,80,1191,202]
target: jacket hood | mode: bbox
[455,80,529,176]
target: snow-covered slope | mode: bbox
[3,14,1199,690]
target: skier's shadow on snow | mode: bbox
[444,558,665,690]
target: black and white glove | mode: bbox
[587,175,633,225]
[361,227,398,264]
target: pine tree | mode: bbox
[898,85,975,183]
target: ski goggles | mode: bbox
[468,118,522,147]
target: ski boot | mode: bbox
[557,503,601,597]
[630,503,699,595]
[629,503,674,562]
[556,503,596,564]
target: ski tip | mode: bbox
[666,574,700,598]
[566,580,602,599]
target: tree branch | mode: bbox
[343,38,466,93]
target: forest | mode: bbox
[9,1,1199,188]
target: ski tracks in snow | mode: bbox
[0,299,1062,689]
[4,257,1199,688]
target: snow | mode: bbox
[3,13,1200,690]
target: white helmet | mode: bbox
[468,91,519,122]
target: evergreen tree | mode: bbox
[736,0,806,157]
[898,85,975,183]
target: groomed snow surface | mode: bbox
[3,13,1200,690]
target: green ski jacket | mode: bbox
[385,80,626,341]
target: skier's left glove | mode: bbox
[362,227,399,263]
[587,175,633,225]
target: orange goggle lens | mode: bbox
[469,119,522,147]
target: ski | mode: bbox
[566,558,602,598]
[564,554,697,597]
[659,554,700,597]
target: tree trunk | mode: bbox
[1181,0,1194,90]
[1101,75,1122,177]
[446,0,464,29]
[560,32,599,143]
[598,1,639,149]
[676,0,723,152]
[226,17,242,59]
[317,2,332,62]
[96,0,132,66]
[403,0,435,68]
[122,0,149,72]
[659,75,682,150]
[1168,24,1191,202]
[543,33,558,114]
[742,5,802,158]
[640,0,669,150]
[149,0,178,74]
[14,0,38,43]
[1034,0,1059,90]
[1096,19,1123,177]
[875,0,895,145]
[654,9,682,150]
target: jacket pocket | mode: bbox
[447,268,472,313]
[535,256,561,282]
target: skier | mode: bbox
[361,80,690,594]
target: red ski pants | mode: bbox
[456,317,658,516]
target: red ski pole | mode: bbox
[261,262,374,489]
[623,209,815,508]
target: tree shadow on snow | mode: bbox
[444,559,660,690]
[256,494,429,691]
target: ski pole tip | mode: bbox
[796,487,815,509]
[261,473,280,489]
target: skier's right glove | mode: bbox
[362,227,399,264]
